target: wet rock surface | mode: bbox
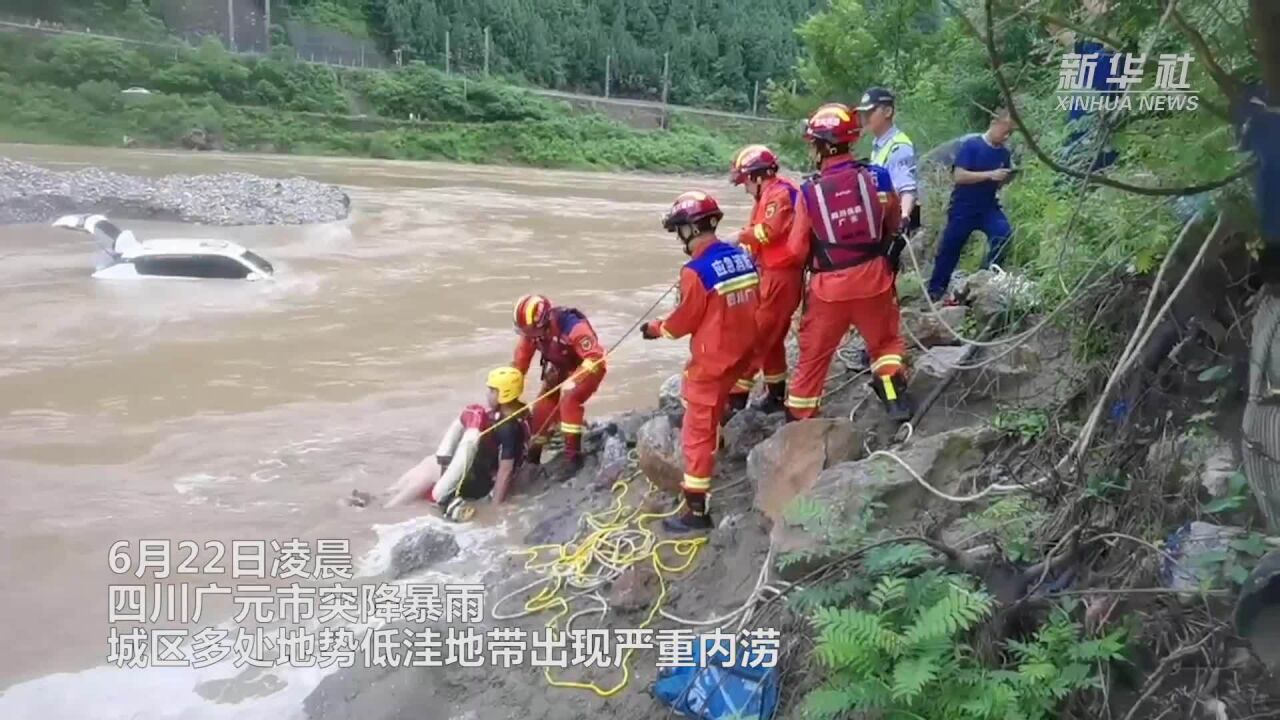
[389,527,460,579]
[521,506,581,546]
[750,418,864,522]
[0,157,351,225]
[607,563,661,614]
[770,426,1000,579]
[908,345,969,401]
[721,408,785,464]
[586,409,658,450]
[658,373,683,413]
[903,305,968,347]
[635,413,683,493]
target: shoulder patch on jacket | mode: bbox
[865,163,896,193]
[764,202,778,219]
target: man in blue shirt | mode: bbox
[927,109,1016,302]
[1064,39,1119,173]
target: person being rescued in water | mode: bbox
[383,367,531,520]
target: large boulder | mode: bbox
[954,270,1004,319]
[906,341,1043,408]
[636,414,683,493]
[907,345,969,401]
[749,419,864,523]
[770,426,1000,580]
[954,269,1039,321]
[722,408,785,463]
[960,343,1042,403]
[903,305,968,347]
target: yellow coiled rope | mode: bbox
[490,457,707,698]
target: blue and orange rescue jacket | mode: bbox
[646,240,760,402]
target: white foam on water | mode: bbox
[172,473,237,496]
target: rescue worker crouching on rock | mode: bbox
[512,293,607,482]
[641,191,760,533]
[783,102,916,424]
[726,145,803,416]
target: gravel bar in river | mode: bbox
[0,157,351,226]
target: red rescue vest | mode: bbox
[800,162,885,273]
[536,308,590,369]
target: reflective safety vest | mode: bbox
[870,130,913,168]
[800,161,886,273]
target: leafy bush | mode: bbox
[991,407,1050,443]
[969,496,1048,564]
[76,79,122,112]
[286,0,372,38]
[803,566,1127,720]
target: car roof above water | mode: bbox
[126,237,251,258]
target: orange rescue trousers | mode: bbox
[681,354,752,503]
[528,364,606,460]
[785,286,907,419]
[731,266,804,401]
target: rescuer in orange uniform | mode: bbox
[511,294,607,481]
[726,144,803,416]
[783,103,915,423]
[641,191,760,533]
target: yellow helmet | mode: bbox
[486,366,524,404]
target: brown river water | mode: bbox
[0,144,751,718]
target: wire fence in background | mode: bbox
[0,12,786,123]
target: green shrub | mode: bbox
[804,568,1127,720]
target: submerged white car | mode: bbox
[52,213,275,280]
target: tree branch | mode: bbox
[1251,0,1280,99]
[1120,628,1221,720]
[1170,8,1244,105]
[939,0,1255,197]
[1038,12,1126,51]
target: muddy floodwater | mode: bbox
[0,144,749,718]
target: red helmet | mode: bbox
[804,102,862,146]
[662,191,723,232]
[729,145,779,185]
[513,294,552,337]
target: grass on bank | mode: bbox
[0,32,769,172]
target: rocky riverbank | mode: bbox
[0,157,350,225]
[301,271,1058,720]
[303,255,1280,719]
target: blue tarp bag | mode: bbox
[651,641,780,720]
